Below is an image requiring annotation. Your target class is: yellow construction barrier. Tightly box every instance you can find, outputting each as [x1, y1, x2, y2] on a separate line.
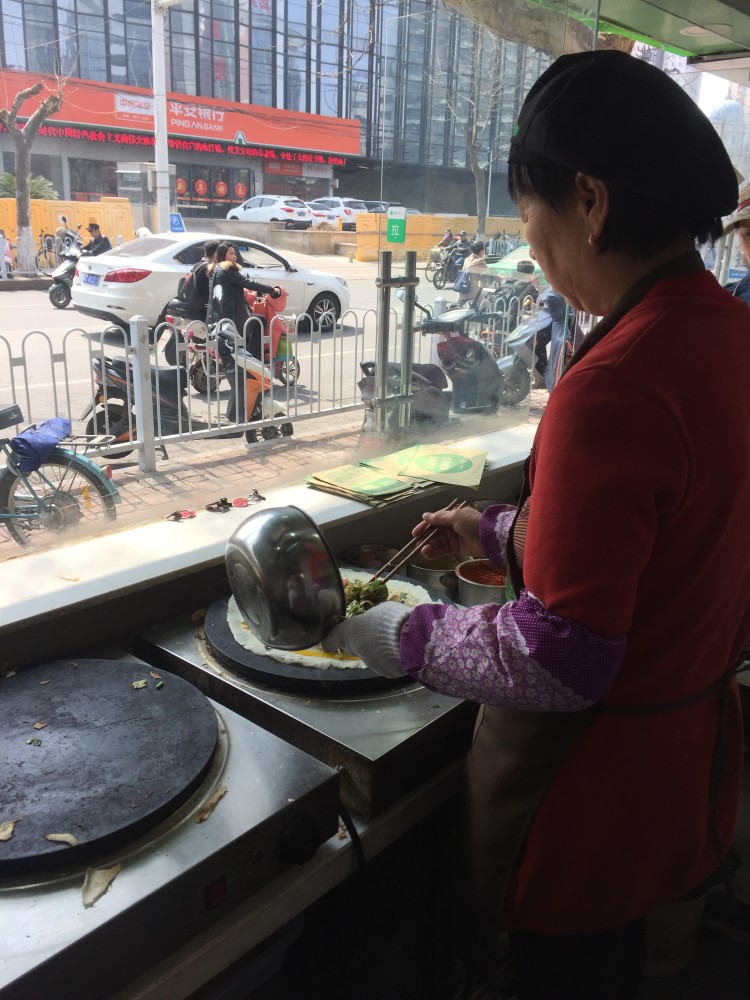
[0, 197, 134, 251]
[354, 214, 524, 262]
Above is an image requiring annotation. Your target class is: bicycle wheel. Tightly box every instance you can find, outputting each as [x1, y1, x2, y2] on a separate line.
[0, 454, 117, 545]
[425, 261, 437, 281]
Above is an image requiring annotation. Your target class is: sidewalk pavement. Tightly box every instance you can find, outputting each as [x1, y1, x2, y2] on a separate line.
[0, 387, 547, 554]
[102, 391, 547, 533]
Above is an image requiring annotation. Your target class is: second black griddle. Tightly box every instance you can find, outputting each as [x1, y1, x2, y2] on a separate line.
[1, 659, 218, 877]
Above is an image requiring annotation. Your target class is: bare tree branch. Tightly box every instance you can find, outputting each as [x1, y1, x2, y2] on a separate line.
[0, 78, 66, 271]
[439, 0, 634, 58]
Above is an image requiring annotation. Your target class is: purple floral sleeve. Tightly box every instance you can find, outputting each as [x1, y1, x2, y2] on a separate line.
[478, 504, 517, 569]
[399, 589, 627, 710]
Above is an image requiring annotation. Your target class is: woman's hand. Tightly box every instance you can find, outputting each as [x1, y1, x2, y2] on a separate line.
[413, 505, 484, 560]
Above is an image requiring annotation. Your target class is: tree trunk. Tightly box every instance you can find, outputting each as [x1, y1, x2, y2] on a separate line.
[469, 144, 486, 240]
[14, 138, 35, 273]
[0, 79, 65, 272]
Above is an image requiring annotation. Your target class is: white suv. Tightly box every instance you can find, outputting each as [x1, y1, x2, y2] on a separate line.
[226, 196, 313, 229]
[307, 197, 369, 231]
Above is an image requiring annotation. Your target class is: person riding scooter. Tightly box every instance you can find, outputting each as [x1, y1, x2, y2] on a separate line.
[454, 230, 472, 266]
[208, 242, 282, 360]
[82, 223, 112, 256]
[159, 240, 219, 364]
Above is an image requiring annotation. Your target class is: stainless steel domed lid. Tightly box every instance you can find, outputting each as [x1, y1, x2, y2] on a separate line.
[225, 505, 345, 650]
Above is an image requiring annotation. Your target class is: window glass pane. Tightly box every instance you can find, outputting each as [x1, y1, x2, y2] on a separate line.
[69, 159, 117, 199]
[25, 21, 58, 74]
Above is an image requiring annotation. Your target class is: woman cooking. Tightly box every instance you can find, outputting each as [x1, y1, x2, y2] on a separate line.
[323, 51, 750, 998]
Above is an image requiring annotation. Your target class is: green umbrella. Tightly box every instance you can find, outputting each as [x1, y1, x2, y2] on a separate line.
[487, 245, 547, 285]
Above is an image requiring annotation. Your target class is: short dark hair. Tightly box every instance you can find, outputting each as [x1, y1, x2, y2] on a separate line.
[87, 223, 100, 230]
[471, 240, 484, 254]
[507, 164, 723, 259]
[204, 239, 219, 257]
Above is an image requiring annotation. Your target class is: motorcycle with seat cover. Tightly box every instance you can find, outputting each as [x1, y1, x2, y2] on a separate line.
[417, 296, 532, 408]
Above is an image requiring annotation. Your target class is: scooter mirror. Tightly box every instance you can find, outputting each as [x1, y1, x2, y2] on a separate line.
[395, 288, 405, 302]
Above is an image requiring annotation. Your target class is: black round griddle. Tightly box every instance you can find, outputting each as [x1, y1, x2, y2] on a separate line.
[204, 571, 445, 695]
[1, 659, 218, 877]
[205, 596, 408, 694]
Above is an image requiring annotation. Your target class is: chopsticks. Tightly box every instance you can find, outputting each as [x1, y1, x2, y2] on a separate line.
[369, 498, 468, 586]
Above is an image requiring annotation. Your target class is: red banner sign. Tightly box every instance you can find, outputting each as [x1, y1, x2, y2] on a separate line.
[0, 69, 360, 157]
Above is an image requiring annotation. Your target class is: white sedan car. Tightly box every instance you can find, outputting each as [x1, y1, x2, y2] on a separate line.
[307, 197, 369, 231]
[71, 231, 350, 333]
[226, 195, 312, 229]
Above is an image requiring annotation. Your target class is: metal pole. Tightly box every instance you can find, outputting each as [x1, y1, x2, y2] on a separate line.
[151, 1, 172, 233]
[374, 250, 392, 433]
[398, 251, 417, 429]
[130, 316, 158, 473]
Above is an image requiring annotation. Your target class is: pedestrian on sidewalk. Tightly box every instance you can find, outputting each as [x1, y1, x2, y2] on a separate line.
[0, 229, 13, 276]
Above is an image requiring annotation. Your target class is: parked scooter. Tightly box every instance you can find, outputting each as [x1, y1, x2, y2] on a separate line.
[48, 241, 83, 308]
[243, 288, 301, 387]
[502, 288, 571, 391]
[357, 359, 452, 433]
[161, 287, 300, 389]
[81, 327, 292, 458]
[360, 291, 529, 434]
[54, 217, 82, 256]
[420, 306, 531, 409]
[414, 290, 531, 407]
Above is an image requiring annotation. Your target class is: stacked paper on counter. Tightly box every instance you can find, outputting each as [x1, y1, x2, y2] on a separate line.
[305, 462, 431, 507]
[305, 445, 487, 507]
[361, 444, 487, 488]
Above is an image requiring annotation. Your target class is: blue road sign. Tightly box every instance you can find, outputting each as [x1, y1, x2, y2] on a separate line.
[169, 213, 186, 233]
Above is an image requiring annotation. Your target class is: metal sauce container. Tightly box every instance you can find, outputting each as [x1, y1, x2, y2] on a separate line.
[455, 559, 506, 607]
[342, 544, 399, 571]
[406, 553, 461, 598]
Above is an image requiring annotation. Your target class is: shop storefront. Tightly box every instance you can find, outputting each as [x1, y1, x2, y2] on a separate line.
[0, 68, 359, 220]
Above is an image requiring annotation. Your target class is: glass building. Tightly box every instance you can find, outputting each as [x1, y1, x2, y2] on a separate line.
[0, 0, 550, 215]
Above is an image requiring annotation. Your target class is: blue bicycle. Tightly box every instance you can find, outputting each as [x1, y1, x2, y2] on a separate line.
[0, 403, 120, 545]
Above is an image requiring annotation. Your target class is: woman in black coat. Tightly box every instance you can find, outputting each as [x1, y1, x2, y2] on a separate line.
[208, 242, 281, 358]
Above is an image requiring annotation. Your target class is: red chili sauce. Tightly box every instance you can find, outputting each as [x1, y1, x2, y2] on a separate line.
[460, 561, 505, 587]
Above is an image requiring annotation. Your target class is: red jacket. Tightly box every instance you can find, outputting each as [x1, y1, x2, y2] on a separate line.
[401, 269, 750, 933]
[516, 270, 750, 930]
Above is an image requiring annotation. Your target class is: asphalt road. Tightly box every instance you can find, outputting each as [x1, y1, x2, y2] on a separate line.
[0, 255, 449, 457]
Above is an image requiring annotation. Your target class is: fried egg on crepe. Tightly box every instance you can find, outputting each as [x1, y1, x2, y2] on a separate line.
[226, 569, 434, 670]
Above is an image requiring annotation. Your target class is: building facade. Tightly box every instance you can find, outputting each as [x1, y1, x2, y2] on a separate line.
[0, 0, 551, 218]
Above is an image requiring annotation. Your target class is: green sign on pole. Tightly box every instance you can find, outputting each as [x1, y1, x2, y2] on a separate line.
[386, 206, 406, 244]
